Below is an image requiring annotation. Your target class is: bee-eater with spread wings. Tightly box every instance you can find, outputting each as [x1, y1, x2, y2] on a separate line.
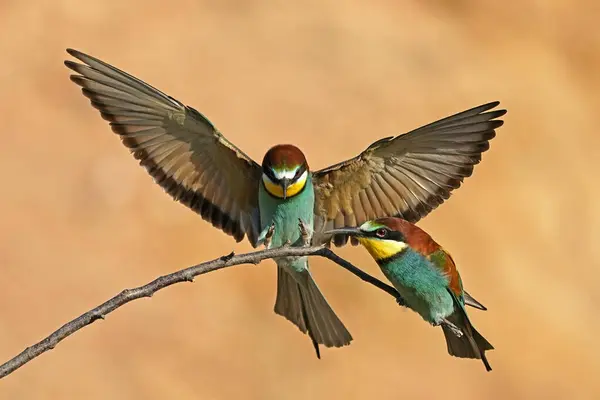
[65, 49, 505, 358]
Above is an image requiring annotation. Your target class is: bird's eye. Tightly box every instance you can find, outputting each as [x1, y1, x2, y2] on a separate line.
[375, 228, 387, 238]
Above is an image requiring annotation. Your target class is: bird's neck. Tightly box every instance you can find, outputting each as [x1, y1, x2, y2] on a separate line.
[358, 238, 408, 263]
[261, 172, 313, 200]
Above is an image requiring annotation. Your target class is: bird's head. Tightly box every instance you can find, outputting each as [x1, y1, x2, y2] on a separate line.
[261, 144, 309, 199]
[326, 218, 415, 262]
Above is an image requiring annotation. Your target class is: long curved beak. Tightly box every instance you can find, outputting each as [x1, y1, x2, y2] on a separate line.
[280, 178, 290, 199]
[325, 227, 363, 237]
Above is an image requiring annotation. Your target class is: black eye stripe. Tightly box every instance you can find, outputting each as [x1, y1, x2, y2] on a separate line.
[263, 168, 279, 183]
[366, 228, 404, 242]
[264, 165, 306, 184]
[388, 231, 405, 242]
[293, 164, 307, 179]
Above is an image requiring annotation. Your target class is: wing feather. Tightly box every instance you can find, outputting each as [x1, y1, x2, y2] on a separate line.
[66, 49, 262, 245]
[314, 102, 506, 245]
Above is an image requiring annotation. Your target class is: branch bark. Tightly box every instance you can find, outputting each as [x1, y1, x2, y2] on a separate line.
[0, 244, 402, 379]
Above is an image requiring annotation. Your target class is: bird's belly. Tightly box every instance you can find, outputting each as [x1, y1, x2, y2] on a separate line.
[395, 285, 454, 324]
[258, 184, 314, 273]
[384, 269, 455, 325]
[266, 208, 312, 273]
[265, 212, 308, 246]
[267, 209, 311, 273]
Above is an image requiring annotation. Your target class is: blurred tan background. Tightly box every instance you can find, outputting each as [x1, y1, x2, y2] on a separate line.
[1, 0, 598, 398]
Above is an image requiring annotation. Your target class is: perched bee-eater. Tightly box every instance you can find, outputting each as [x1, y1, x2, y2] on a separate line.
[64, 49, 505, 358]
[327, 217, 493, 371]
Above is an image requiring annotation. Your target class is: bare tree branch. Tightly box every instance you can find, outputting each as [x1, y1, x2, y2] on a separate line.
[0, 244, 403, 379]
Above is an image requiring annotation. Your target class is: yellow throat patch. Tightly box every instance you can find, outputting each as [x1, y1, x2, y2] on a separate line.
[358, 237, 407, 261]
[262, 171, 308, 198]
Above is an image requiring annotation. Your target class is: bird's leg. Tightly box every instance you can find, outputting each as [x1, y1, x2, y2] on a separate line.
[440, 318, 463, 338]
[256, 223, 274, 247]
[298, 218, 313, 246]
[263, 223, 276, 249]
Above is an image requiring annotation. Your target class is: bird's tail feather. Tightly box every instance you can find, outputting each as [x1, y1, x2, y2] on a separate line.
[274, 266, 352, 357]
[442, 290, 494, 371]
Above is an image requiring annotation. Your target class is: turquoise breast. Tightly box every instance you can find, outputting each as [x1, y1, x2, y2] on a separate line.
[258, 174, 315, 248]
[381, 249, 455, 324]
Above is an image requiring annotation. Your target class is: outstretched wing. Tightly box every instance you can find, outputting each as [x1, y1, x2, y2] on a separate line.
[65, 49, 262, 245]
[313, 102, 505, 246]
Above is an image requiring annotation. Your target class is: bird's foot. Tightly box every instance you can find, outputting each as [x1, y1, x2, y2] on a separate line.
[264, 223, 276, 249]
[298, 218, 313, 246]
[440, 318, 463, 338]
[395, 296, 406, 307]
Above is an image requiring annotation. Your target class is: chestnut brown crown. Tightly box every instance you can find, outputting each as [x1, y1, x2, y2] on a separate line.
[261, 144, 309, 183]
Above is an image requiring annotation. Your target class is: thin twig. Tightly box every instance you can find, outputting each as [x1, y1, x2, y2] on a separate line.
[319, 248, 402, 301]
[0, 245, 403, 379]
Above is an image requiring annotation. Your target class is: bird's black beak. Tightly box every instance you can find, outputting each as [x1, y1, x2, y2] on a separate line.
[281, 178, 290, 199]
[325, 227, 363, 237]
